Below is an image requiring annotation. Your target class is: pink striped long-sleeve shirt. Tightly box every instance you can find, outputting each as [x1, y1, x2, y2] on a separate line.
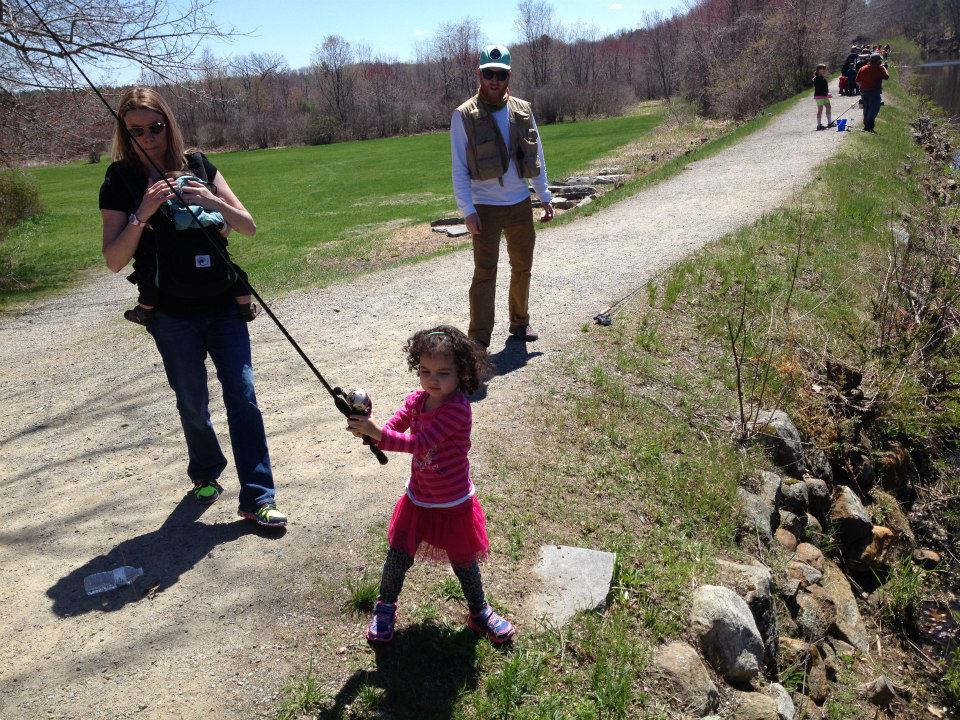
[377, 390, 474, 507]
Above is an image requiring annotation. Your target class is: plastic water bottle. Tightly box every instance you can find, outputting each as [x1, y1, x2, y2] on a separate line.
[83, 566, 143, 595]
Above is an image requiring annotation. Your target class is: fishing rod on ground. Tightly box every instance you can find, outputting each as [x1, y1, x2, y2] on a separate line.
[20, 0, 387, 465]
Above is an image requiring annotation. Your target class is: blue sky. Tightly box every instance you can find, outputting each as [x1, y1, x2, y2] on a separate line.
[199, 0, 679, 70]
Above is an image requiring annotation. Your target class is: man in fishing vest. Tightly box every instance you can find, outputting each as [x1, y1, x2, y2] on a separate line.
[451, 44, 554, 348]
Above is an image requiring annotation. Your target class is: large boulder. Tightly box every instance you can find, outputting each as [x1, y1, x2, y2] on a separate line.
[691, 585, 765, 684]
[716, 559, 780, 676]
[752, 410, 807, 477]
[653, 641, 720, 716]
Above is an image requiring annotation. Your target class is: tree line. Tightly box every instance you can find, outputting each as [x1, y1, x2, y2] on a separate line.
[1, 0, 957, 165]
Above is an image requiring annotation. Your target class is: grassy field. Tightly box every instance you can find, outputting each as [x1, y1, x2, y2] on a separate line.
[0, 107, 664, 309]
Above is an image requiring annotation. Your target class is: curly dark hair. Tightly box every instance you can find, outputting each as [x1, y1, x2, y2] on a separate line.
[404, 325, 490, 394]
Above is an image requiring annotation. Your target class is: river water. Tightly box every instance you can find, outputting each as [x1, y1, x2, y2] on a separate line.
[915, 57, 960, 118]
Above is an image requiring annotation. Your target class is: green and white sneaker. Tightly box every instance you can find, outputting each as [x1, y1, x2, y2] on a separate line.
[192, 480, 223, 506]
[238, 503, 287, 527]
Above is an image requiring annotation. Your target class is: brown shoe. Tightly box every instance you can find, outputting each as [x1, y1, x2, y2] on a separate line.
[509, 324, 539, 342]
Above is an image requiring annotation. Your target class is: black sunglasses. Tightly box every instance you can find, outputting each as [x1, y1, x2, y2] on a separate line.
[481, 69, 509, 81]
[126, 121, 166, 138]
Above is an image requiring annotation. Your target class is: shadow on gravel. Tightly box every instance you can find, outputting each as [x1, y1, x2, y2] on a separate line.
[471, 336, 543, 402]
[321, 623, 482, 720]
[46, 494, 285, 617]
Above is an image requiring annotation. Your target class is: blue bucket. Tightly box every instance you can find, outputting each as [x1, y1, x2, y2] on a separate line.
[837, 118, 847, 132]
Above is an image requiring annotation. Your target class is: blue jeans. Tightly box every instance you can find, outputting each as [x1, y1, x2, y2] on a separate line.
[147, 306, 275, 512]
[861, 90, 882, 130]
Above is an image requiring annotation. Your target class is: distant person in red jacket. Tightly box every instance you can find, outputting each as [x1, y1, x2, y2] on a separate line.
[856, 53, 890, 133]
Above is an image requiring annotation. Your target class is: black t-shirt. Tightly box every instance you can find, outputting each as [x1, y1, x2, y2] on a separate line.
[98, 153, 235, 316]
[813, 75, 829, 97]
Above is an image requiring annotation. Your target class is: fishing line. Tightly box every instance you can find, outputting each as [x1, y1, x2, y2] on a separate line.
[20, 0, 387, 464]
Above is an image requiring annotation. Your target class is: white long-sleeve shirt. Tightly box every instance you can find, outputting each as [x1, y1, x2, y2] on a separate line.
[450, 106, 553, 218]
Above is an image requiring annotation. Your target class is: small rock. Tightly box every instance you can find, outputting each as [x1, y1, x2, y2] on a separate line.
[653, 641, 719, 716]
[821, 560, 870, 652]
[787, 561, 823, 588]
[738, 487, 776, 542]
[751, 410, 807, 477]
[795, 585, 837, 640]
[779, 509, 807, 538]
[913, 548, 942, 568]
[855, 525, 897, 571]
[576, 196, 593, 208]
[861, 675, 898, 709]
[766, 682, 795, 720]
[805, 513, 823, 539]
[775, 528, 798, 551]
[828, 486, 873, 549]
[803, 476, 831, 516]
[781, 478, 810, 515]
[795, 543, 825, 571]
[806, 448, 834, 483]
[730, 690, 780, 720]
[794, 694, 824, 719]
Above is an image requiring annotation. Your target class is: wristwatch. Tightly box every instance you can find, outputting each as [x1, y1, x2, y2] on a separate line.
[128, 213, 145, 227]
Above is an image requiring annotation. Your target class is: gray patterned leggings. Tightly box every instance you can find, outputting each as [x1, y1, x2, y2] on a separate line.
[378, 547, 486, 614]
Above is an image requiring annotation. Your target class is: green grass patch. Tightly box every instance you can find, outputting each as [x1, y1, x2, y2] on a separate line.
[1, 108, 663, 309]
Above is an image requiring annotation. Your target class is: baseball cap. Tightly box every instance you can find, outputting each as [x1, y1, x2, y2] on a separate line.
[479, 45, 511, 70]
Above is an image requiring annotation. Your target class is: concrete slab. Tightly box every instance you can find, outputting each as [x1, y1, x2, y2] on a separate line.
[445, 225, 469, 237]
[531, 544, 617, 626]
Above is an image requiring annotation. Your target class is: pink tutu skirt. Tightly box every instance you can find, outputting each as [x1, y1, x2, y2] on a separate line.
[387, 494, 490, 567]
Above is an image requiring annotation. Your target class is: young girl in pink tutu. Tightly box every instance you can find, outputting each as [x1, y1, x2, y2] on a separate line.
[346, 325, 516, 644]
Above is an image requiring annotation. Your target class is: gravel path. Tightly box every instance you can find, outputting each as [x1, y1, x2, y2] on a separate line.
[0, 86, 847, 719]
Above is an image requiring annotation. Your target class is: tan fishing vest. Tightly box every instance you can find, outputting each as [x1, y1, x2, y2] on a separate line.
[456, 94, 542, 181]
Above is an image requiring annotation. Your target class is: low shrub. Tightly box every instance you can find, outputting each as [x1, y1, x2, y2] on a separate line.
[0, 169, 42, 237]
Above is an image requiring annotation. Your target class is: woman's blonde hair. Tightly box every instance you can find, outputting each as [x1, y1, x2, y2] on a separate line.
[110, 87, 187, 172]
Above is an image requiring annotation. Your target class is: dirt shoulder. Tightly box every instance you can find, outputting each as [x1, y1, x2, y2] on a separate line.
[0, 86, 846, 720]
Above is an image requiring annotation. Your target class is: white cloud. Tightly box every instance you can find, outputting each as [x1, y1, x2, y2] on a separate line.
[609, 2, 623, 8]
[414, 29, 428, 37]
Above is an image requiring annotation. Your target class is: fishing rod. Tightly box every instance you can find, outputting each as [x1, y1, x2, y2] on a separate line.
[20, 0, 387, 465]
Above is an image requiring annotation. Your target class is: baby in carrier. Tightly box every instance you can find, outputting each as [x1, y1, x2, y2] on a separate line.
[125, 171, 260, 325]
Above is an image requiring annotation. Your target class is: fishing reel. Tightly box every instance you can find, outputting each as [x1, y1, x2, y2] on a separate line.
[333, 387, 388, 465]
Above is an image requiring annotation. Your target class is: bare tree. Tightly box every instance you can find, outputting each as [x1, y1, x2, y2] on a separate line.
[1, 0, 233, 92]
[312, 35, 355, 124]
[515, 0, 559, 87]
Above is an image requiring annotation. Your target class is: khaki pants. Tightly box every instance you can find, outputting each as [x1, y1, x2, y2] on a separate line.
[468, 198, 536, 346]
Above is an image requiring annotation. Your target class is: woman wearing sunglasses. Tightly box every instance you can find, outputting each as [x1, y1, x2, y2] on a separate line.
[98, 87, 287, 528]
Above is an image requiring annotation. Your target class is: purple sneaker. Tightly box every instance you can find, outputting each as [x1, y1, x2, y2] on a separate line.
[365, 601, 396, 643]
[467, 605, 516, 644]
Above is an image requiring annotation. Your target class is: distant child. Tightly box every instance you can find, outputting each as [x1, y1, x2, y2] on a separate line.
[813, 64, 834, 131]
[124, 172, 259, 325]
[346, 325, 516, 645]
